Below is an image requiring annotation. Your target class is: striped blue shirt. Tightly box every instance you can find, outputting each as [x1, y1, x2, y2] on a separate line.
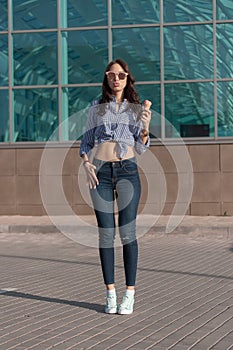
[80, 97, 150, 158]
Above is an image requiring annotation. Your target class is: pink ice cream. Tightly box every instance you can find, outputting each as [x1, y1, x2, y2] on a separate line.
[144, 100, 152, 110]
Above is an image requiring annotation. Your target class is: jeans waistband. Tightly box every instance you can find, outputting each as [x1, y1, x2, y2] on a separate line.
[93, 157, 136, 168]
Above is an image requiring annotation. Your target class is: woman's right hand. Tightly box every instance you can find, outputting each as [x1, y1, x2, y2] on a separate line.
[83, 161, 99, 189]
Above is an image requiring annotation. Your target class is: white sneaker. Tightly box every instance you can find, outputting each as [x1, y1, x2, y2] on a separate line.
[105, 293, 117, 314]
[118, 293, 135, 315]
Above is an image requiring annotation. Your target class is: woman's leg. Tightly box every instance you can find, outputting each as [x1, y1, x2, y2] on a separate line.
[116, 169, 141, 315]
[123, 240, 138, 287]
[90, 163, 118, 313]
[90, 161, 116, 288]
[115, 161, 141, 289]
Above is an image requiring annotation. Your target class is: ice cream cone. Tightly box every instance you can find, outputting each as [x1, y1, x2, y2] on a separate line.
[144, 100, 152, 111]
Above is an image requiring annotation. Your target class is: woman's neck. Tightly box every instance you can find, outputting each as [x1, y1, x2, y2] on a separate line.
[113, 93, 123, 103]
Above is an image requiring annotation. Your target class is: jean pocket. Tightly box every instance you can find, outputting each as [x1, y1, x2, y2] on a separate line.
[122, 161, 138, 174]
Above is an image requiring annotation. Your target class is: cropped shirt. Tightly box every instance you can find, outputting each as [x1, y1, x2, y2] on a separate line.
[79, 97, 150, 159]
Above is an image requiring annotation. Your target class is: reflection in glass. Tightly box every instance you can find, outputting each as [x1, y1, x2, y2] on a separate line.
[0, 35, 8, 86]
[0, 90, 9, 142]
[62, 87, 101, 141]
[218, 82, 233, 137]
[165, 82, 214, 138]
[13, 32, 57, 86]
[164, 25, 213, 80]
[66, 30, 108, 84]
[217, 24, 233, 78]
[217, 0, 233, 20]
[0, 0, 8, 30]
[112, 0, 159, 25]
[13, 0, 57, 30]
[113, 27, 160, 81]
[67, 0, 107, 27]
[13, 89, 58, 141]
[164, 0, 212, 22]
[136, 84, 161, 138]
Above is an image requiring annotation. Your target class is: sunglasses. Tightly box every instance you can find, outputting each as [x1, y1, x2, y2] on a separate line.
[106, 71, 128, 80]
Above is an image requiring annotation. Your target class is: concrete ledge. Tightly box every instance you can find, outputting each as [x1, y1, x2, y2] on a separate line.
[0, 215, 232, 238]
[148, 225, 232, 239]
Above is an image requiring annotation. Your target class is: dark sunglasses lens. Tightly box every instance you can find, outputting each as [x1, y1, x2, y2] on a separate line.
[108, 72, 115, 79]
[119, 72, 127, 80]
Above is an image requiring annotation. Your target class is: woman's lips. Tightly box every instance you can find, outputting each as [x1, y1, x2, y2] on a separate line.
[113, 83, 119, 87]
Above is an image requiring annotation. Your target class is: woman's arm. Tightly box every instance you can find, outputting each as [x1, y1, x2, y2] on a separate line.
[80, 105, 98, 155]
[133, 100, 151, 152]
[81, 155, 99, 189]
[80, 106, 99, 189]
[140, 100, 151, 144]
[140, 129, 150, 145]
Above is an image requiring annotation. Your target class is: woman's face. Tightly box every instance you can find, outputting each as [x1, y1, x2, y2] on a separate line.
[106, 63, 128, 96]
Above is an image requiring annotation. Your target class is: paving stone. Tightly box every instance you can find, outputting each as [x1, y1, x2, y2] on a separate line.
[0, 230, 233, 350]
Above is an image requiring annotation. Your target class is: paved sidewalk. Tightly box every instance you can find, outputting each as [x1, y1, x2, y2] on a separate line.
[0, 217, 233, 349]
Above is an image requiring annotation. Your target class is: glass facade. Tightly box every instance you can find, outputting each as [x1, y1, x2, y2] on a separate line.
[13, 88, 58, 141]
[0, 0, 233, 144]
[13, 32, 58, 86]
[164, 25, 214, 80]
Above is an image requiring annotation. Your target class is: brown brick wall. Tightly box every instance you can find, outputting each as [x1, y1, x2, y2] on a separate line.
[0, 144, 232, 216]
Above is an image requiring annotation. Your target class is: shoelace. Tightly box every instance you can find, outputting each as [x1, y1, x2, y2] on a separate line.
[106, 295, 116, 308]
[120, 295, 133, 309]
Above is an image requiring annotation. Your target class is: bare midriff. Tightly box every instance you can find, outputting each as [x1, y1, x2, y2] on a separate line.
[95, 141, 135, 162]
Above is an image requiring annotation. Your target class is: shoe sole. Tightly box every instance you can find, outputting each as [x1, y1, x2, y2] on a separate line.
[118, 309, 133, 315]
[105, 308, 117, 314]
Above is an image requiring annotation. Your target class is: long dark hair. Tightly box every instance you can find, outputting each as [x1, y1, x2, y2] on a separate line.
[99, 58, 141, 104]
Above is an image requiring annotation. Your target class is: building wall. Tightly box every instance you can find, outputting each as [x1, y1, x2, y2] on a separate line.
[1, 144, 232, 216]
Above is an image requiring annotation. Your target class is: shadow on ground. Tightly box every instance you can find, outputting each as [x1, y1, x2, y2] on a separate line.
[0, 290, 104, 313]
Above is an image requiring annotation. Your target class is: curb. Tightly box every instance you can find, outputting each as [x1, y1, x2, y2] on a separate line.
[0, 224, 59, 234]
[1, 223, 233, 238]
[148, 225, 233, 238]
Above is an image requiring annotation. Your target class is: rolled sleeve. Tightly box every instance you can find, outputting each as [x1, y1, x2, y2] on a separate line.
[134, 134, 150, 154]
[79, 106, 97, 157]
[133, 122, 150, 155]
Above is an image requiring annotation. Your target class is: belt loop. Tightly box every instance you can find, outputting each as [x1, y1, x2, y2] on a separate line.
[120, 159, 123, 168]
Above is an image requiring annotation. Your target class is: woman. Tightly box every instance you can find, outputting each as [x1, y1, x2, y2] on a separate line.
[80, 58, 151, 314]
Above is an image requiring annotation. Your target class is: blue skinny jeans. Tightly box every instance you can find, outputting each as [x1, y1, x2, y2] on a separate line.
[90, 157, 141, 286]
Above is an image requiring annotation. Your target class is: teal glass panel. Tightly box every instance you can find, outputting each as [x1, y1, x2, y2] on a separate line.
[165, 82, 214, 138]
[0, 34, 8, 86]
[67, 0, 107, 27]
[216, 24, 233, 79]
[13, 0, 57, 30]
[62, 86, 101, 141]
[217, 0, 233, 20]
[112, 0, 159, 25]
[112, 27, 160, 82]
[218, 82, 233, 137]
[0, 0, 8, 30]
[164, 0, 212, 22]
[136, 84, 161, 138]
[13, 32, 57, 86]
[67, 30, 108, 84]
[0, 90, 9, 142]
[164, 25, 213, 80]
[13, 88, 58, 142]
